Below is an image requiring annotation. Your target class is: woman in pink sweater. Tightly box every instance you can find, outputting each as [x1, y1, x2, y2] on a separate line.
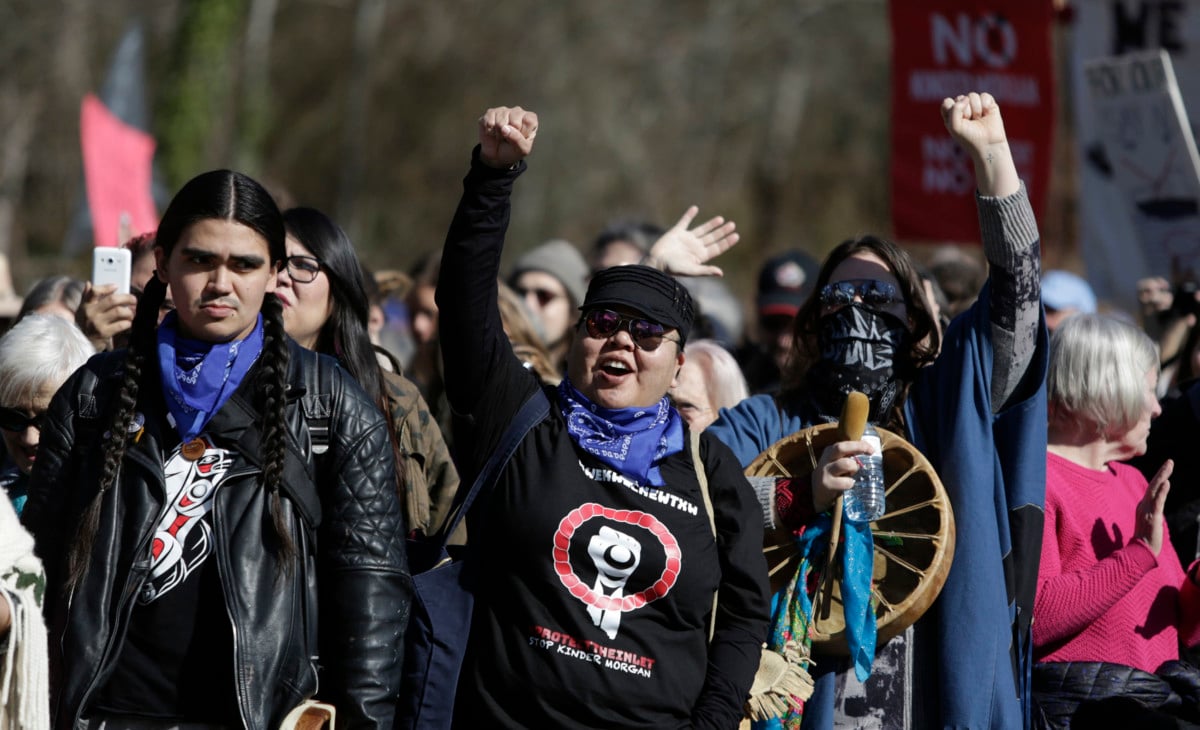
[1035, 313, 1200, 725]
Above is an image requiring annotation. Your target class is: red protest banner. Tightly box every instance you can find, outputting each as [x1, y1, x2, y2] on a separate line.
[81, 93, 157, 248]
[890, 1, 1055, 243]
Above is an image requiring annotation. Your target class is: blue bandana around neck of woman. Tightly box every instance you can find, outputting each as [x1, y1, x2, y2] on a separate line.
[557, 378, 684, 487]
[157, 311, 265, 441]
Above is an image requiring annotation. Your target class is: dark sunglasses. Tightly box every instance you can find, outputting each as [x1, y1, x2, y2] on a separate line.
[0, 407, 46, 433]
[819, 279, 903, 310]
[583, 309, 679, 351]
[516, 286, 562, 308]
[284, 255, 323, 284]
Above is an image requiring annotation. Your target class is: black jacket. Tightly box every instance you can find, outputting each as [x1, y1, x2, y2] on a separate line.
[1033, 660, 1200, 729]
[22, 340, 411, 730]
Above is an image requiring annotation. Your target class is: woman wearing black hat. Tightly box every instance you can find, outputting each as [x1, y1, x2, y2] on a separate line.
[436, 106, 769, 729]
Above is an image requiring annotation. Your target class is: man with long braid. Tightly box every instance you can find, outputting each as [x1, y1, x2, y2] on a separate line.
[21, 170, 411, 730]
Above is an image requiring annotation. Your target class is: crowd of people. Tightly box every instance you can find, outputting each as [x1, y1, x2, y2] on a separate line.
[0, 91, 1198, 730]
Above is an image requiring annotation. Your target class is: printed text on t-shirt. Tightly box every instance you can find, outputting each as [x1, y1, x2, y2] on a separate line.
[528, 625, 656, 678]
[579, 461, 699, 516]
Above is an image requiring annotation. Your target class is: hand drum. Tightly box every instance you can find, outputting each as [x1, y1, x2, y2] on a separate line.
[746, 423, 955, 654]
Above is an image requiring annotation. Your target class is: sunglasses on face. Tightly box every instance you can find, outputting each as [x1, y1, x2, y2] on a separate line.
[583, 309, 679, 351]
[819, 279, 903, 310]
[284, 255, 323, 284]
[0, 407, 46, 433]
[516, 286, 562, 308]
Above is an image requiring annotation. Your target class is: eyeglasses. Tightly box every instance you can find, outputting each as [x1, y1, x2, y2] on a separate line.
[284, 255, 323, 284]
[583, 309, 679, 351]
[819, 279, 903, 311]
[516, 286, 562, 308]
[0, 407, 46, 433]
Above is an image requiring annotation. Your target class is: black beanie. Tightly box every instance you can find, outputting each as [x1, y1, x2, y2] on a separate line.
[581, 265, 695, 343]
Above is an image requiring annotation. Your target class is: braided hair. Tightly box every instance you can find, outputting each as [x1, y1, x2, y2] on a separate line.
[282, 207, 405, 492]
[64, 170, 292, 593]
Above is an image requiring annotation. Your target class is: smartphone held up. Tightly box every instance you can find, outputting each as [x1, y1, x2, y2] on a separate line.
[92, 247, 132, 295]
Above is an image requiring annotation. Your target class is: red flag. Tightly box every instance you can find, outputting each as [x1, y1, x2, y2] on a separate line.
[890, 1, 1055, 243]
[80, 93, 157, 248]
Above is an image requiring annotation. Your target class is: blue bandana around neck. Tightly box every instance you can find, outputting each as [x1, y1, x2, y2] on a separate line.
[157, 311, 265, 441]
[557, 378, 684, 487]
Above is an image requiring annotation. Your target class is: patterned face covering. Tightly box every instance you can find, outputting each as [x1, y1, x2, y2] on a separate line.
[806, 303, 909, 422]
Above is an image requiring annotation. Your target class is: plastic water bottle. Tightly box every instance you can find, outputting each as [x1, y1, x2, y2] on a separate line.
[844, 423, 885, 522]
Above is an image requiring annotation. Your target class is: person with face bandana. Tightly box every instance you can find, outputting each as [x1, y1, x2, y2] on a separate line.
[436, 106, 769, 729]
[705, 92, 1048, 729]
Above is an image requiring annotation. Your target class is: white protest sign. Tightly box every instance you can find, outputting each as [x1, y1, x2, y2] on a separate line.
[1083, 50, 1200, 281]
[1071, 0, 1200, 311]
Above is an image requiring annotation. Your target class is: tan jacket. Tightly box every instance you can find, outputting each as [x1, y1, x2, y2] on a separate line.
[383, 371, 464, 544]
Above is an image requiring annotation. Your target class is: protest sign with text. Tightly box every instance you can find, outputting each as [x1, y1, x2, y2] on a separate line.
[1084, 50, 1200, 279]
[890, 0, 1055, 243]
[1072, 0, 1200, 310]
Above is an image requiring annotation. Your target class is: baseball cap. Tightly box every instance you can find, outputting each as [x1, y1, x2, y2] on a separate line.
[1042, 270, 1097, 313]
[757, 250, 820, 317]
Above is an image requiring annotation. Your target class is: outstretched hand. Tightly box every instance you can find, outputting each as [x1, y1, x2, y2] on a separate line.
[643, 206, 739, 277]
[478, 106, 538, 169]
[940, 92, 1020, 198]
[1135, 459, 1173, 556]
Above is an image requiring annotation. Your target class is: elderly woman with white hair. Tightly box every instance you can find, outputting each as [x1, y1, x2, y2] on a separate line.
[0, 314, 94, 514]
[0, 315, 87, 730]
[670, 339, 749, 431]
[1034, 313, 1200, 727]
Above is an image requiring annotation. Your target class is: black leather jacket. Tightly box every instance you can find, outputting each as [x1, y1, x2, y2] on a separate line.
[1033, 660, 1200, 728]
[22, 340, 411, 730]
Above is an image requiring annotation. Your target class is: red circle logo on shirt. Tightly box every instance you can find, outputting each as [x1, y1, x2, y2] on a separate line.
[552, 502, 682, 612]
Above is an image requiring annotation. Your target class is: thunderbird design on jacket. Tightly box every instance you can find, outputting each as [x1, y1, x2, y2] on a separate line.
[139, 439, 233, 604]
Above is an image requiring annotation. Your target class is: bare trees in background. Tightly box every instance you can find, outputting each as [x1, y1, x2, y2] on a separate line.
[4, 0, 892, 297]
[0, 83, 41, 304]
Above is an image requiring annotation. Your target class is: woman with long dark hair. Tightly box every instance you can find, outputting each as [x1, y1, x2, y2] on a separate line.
[22, 170, 409, 729]
[276, 206, 460, 539]
[707, 93, 1048, 728]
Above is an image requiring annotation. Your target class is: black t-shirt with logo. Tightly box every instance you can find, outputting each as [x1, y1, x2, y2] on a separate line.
[90, 440, 241, 723]
[453, 398, 769, 729]
[440, 156, 770, 729]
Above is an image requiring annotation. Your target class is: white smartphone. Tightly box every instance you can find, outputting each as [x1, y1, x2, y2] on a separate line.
[92, 247, 132, 295]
